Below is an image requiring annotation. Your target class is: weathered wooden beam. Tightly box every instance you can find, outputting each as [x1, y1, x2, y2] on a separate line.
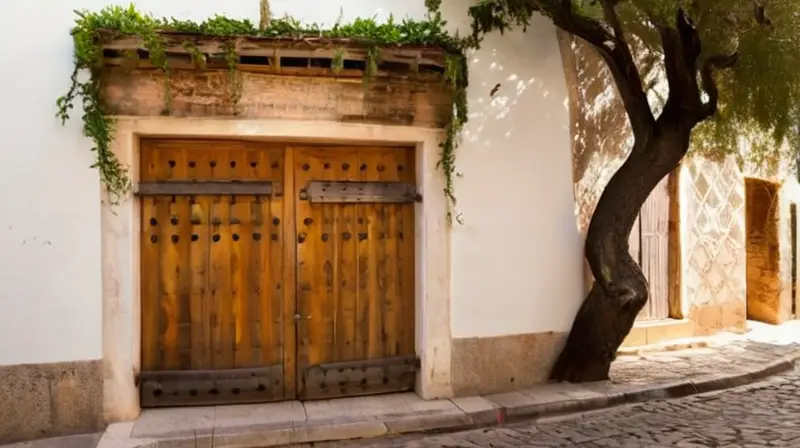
[97, 31, 447, 68]
[137, 180, 276, 196]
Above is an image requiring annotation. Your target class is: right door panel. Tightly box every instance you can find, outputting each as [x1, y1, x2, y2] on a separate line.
[293, 146, 417, 400]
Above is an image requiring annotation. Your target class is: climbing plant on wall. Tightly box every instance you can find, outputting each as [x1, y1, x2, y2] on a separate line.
[56, 3, 471, 218]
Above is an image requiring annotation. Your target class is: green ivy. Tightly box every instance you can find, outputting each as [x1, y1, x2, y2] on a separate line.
[57, 3, 471, 219]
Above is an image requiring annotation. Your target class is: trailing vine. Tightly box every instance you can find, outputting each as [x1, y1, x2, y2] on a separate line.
[57, 3, 471, 220]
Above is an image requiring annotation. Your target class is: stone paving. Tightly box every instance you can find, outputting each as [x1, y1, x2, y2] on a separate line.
[94, 321, 800, 448]
[326, 366, 800, 447]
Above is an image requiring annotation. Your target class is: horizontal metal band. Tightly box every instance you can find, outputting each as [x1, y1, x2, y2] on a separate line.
[303, 181, 419, 204]
[139, 365, 283, 407]
[301, 355, 418, 400]
[310, 355, 420, 372]
[138, 180, 276, 196]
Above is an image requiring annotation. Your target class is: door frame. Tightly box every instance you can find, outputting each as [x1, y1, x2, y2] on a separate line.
[99, 117, 452, 422]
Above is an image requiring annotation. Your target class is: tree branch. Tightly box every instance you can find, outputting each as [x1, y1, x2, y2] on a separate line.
[595, 0, 655, 142]
[657, 9, 705, 126]
[544, 0, 654, 141]
[699, 52, 739, 120]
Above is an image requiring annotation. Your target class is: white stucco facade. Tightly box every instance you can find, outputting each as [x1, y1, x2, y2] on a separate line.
[441, 7, 583, 339]
[0, 0, 582, 377]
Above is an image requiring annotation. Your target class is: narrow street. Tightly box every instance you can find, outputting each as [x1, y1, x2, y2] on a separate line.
[322, 369, 800, 447]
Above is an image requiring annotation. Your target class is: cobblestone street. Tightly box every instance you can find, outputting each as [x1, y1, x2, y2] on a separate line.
[324, 368, 800, 447]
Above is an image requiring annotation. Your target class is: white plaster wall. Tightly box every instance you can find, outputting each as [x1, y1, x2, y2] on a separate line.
[0, 0, 429, 366]
[0, 0, 581, 364]
[439, 5, 584, 339]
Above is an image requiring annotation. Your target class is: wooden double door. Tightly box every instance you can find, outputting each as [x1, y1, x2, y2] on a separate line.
[139, 139, 417, 407]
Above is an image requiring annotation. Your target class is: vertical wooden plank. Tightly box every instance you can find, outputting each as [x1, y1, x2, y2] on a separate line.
[667, 170, 683, 319]
[294, 148, 320, 394]
[176, 195, 193, 369]
[267, 149, 285, 372]
[211, 195, 234, 369]
[253, 150, 273, 369]
[319, 157, 336, 364]
[248, 194, 265, 367]
[155, 197, 177, 368]
[154, 146, 180, 369]
[357, 149, 384, 360]
[639, 174, 670, 321]
[324, 151, 359, 363]
[282, 146, 297, 399]
[397, 149, 416, 356]
[189, 147, 213, 369]
[298, 150, 324, 369]
[206, 149, 230, 368]
[166, 147, 192, 369]
[336, 159, 359, 363]
[230, 149, 252, 368]
[140, 141, 161, 371]
[244, 149, 265, 368]
[375, 149, 400, 357]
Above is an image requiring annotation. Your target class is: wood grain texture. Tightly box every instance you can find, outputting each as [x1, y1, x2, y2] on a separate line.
[140, 140, 416, 404]
[635, 174, 671, 321]
[293, 146, 416, 399]
[139, 139, 288, 404]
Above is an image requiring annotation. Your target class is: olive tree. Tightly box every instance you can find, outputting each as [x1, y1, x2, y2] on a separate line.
[433, 0, 800, 382]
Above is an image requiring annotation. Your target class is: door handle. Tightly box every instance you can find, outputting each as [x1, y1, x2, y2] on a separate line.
[294, 314, 312, 321]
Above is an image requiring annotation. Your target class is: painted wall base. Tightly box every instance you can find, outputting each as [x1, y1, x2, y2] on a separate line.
[450, 332, 568, 396]
[0, 360, 104, 445]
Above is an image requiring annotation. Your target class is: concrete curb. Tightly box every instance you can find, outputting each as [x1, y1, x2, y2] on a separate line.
[98, 353, 799, 448]
[0, 433, 103, 448]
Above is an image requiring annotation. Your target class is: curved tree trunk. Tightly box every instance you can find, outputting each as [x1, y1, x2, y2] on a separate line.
[550, 123, 692, 383]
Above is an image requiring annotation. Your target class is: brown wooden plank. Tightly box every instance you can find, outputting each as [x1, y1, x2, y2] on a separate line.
[334, 163, 359, 364]
[267, 149, 285, 373]
[320, 167, 337, 363]
[157, 146, 181, 370]
[138, 180, 275, 196]
[175, 196, 193, 369]
[258, 150, 275, 370]
[358, 150, 384, 361]
[186, 143, 213, 369]
[211, 194, 234, 369]
[397, 149, 416, 356]
[248, 194, 265, 367]
[189, 198, 211, 369]
[667, 170, 683, 319]
[638, 174, 670, 321]
[304, 181, 417, 204]
[231, 182, 252, 367]
[281, 147, 297, 400]
[294, 148, 320, 395]
[377, 150, 402, 357]
[140, 142, 162, 372]
[166, 147, 192, 369]
[141, 195, 160, 371]
[99, 33, 447, 67]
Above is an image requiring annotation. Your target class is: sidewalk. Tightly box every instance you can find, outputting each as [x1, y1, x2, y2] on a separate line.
[98, 321, 800, 448]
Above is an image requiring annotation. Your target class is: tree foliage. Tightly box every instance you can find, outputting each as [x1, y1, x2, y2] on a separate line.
[456, 0, 800, 168]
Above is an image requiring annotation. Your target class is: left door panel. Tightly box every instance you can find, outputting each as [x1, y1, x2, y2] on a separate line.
[139, 139, 290, 407]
